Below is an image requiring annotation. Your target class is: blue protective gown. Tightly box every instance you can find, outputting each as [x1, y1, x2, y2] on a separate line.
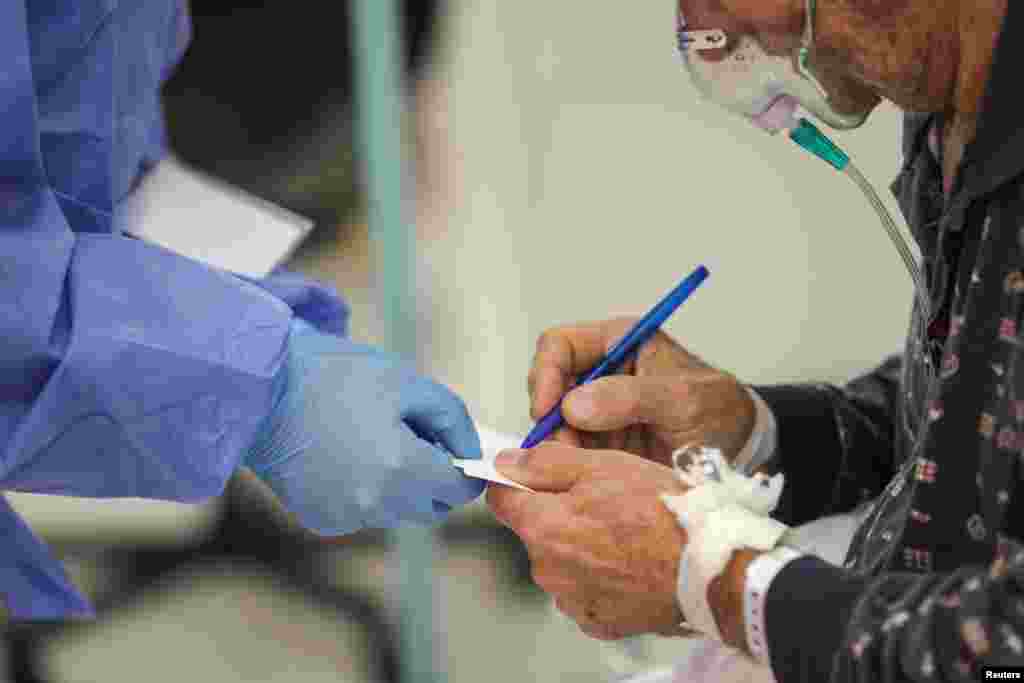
[0, 1, 348, 618]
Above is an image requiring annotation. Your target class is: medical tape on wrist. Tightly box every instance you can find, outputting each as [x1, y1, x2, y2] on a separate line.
[659, 446, 789, 642]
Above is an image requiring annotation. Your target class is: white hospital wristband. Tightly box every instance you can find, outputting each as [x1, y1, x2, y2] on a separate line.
[733, 388, 778, 476]
[743, 545, 804, 665]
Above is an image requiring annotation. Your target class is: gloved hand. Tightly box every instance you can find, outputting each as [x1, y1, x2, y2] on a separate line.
[243, 319, 485, 536]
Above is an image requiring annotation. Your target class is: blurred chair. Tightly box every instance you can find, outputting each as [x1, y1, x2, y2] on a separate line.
[3, 475, 400, 683]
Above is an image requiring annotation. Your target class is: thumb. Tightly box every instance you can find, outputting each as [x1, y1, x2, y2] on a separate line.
[494, 443, 590, 492]
[562, 375, 683, 432]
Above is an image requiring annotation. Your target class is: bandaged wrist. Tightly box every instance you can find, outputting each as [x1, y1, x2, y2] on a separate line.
[659, 447, 789, 643]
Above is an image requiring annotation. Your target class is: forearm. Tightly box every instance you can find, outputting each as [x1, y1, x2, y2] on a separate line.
[710, 541, 1024, 683]
[755, 356, 904, 525]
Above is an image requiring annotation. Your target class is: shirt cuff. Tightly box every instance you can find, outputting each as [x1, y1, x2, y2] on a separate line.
[733, 387, 778, 475]
[744, 545, 804, 665]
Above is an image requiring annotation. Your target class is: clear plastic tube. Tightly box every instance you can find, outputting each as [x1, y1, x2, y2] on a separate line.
[844, 161, 932, 322]
[789, 118, 931, 322]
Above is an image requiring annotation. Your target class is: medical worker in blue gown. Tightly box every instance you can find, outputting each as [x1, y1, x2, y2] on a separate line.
[0, 1, 485, 619]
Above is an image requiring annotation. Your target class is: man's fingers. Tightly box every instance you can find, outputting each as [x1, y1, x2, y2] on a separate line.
[528, 320, 639, 418]
[529, 363, 570, 421]
[486, 484, 565, 539]
[493, 443, 592, 492]
[562, 375, 686, 432]
[552, 427, 582, 446]
[486, 484, 533, 530]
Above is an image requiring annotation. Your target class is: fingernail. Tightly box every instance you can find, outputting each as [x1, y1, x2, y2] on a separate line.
[495, 449, 524, 467]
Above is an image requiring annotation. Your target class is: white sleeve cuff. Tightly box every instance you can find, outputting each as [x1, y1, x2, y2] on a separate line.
[743, 545, 803, 665]
[733, 388, 778, 476]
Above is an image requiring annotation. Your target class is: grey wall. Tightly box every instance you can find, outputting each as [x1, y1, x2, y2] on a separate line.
[424, 0, 913, 437]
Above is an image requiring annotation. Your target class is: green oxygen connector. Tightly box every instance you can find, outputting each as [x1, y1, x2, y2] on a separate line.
[789, 118, 850, 171]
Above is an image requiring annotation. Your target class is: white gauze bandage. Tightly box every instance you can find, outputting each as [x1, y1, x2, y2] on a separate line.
[659, 446, 789, 642]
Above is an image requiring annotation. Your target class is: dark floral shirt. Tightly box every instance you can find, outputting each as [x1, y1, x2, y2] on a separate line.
[755, 3, 1024, 681]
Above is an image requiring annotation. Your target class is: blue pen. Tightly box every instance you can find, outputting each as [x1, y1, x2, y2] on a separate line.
[520, 264, 710, 449]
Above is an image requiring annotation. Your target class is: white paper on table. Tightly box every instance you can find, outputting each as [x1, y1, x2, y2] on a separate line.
[118, 156, 312, 278]
[451, 425, 534, 492]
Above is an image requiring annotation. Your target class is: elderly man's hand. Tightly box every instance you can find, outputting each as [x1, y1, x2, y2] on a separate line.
[529, 319, 754, 466]
[487, 443, 689, 640]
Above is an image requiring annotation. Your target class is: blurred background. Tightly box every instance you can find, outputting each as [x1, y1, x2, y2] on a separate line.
[2, 1, 910, 681]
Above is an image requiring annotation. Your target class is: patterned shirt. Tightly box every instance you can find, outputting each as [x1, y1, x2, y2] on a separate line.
[755, 3, 1024, 681]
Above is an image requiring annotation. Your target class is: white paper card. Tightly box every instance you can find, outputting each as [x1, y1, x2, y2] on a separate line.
[477, 425, 522, 457]
[452, 459, 535, 492]
[451, 425, 534, 492]
[118, 156, 313, 278]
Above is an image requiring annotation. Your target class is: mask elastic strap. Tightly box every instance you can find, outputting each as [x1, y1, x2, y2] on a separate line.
[796, 0, 830, 100]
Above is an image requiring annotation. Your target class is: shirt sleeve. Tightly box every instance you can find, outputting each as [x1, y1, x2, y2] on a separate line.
[764, 539, 1024, 683]
[0, 495, 93, 619]
[0, 0, 296, 504]
[1, 226, 296, 503]
[754, 356, 905, 526]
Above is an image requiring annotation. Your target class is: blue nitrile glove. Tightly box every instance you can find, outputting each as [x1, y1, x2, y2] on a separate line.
[243, 319, 486, 536]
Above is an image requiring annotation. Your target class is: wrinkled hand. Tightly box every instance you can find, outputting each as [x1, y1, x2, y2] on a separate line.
[487, 443, 689, 640]
[528, 318, 754, 466]
[243, 319, 485, 537]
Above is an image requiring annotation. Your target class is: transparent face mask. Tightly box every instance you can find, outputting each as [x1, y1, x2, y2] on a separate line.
[676, 0, 872, 133]
[676, 1, 932, 334]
